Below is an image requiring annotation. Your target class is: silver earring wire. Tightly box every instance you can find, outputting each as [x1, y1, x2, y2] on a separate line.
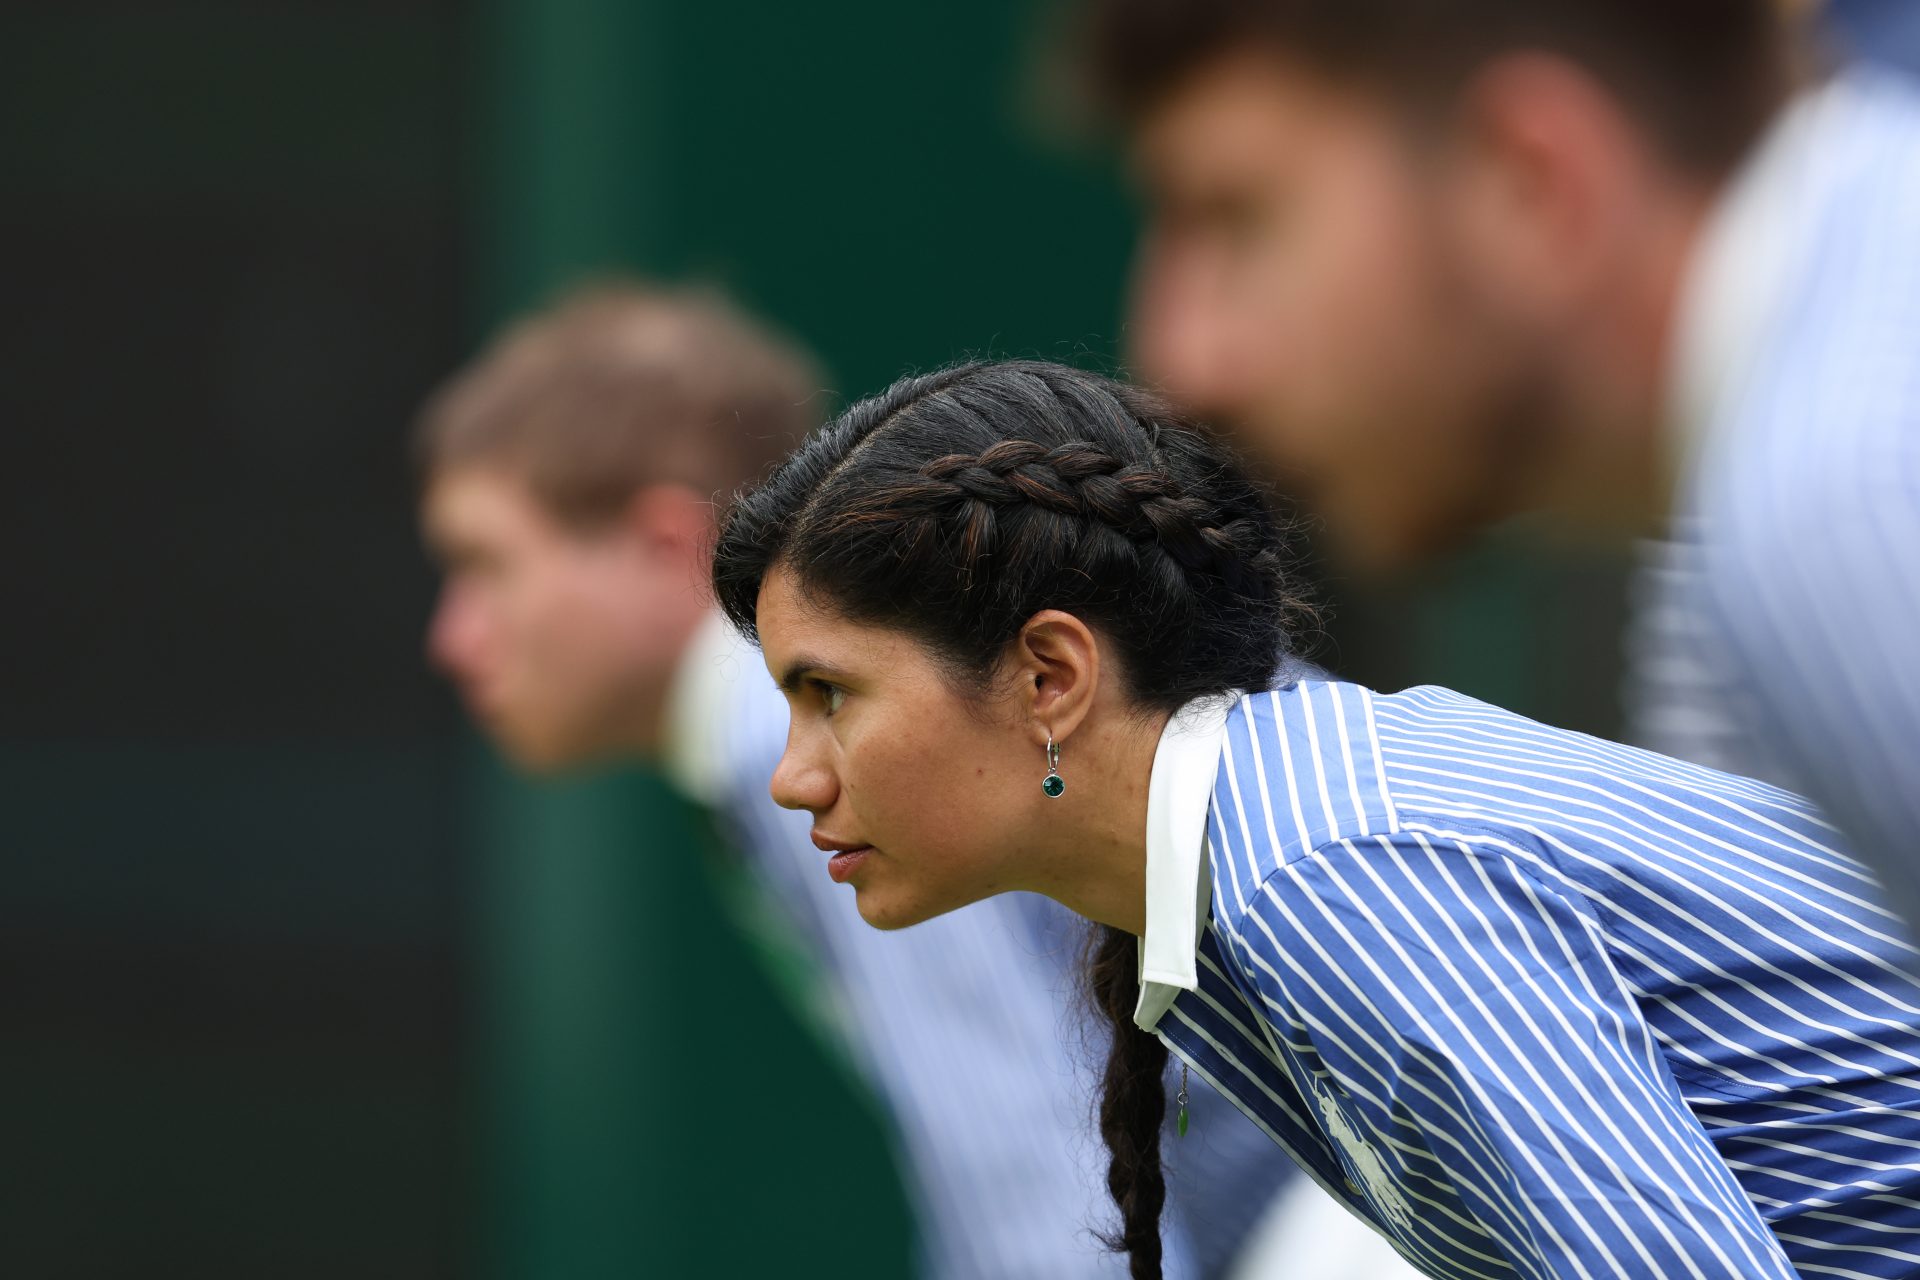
[1042, 733, 1065, 798]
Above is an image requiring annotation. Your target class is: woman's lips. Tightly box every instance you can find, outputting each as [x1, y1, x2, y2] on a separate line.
[811, 832, 872, 884]
[826, 848, 872, 883]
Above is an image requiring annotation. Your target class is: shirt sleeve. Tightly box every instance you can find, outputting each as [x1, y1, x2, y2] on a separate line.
[1233, 831, 1798, 1280]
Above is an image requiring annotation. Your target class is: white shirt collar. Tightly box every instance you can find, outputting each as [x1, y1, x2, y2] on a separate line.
[1667, 77, 1841, 464]
[1133, 693, 1236, 1033]
[662, 610, 750, 807]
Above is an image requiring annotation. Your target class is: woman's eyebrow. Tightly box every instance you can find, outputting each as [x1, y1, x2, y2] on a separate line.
[776, 656, 853, 695]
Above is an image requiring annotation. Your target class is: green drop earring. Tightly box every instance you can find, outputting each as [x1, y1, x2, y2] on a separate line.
[1041, 734, 1065, 798]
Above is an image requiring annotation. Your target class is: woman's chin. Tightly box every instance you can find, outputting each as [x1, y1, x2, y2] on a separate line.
[852, 882, 950, 932]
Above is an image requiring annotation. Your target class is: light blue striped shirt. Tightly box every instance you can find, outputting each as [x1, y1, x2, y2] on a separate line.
[1625, 70, 1920, 932]
[1142, 678, 1920, 1280]
[667, 615, 1292, 1279]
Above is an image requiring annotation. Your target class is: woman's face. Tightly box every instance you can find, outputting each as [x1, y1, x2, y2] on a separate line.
[754, 565, 1047, 929]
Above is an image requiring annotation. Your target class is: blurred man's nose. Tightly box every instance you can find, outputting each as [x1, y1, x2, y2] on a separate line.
[426, 585, 481, 676]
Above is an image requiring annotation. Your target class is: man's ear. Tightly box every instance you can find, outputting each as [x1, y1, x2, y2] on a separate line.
[621, 484, 715, 574]
[1011, 610, 1102, 748]
[1450, 52, 1643, 316]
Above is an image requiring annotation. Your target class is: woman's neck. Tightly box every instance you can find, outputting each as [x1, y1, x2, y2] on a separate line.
[1022, 704, 1171, 937]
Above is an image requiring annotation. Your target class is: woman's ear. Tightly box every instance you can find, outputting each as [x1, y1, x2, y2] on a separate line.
[1012, 610, 1101, 747]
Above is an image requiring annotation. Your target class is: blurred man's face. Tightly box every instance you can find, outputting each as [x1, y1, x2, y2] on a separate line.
[1128, 52, 1545, 572]
[422, 468, 699, 770]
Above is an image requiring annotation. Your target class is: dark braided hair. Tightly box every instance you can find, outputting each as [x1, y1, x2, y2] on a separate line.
[712, 360, 1310, 1277]
[1089, 922, 1171, 1275]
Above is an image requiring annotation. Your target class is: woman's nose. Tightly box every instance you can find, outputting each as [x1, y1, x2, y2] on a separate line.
[769, 739, 835, 814]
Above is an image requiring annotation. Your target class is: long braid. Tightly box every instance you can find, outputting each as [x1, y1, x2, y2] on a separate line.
[1088, 923, 1171, 1279]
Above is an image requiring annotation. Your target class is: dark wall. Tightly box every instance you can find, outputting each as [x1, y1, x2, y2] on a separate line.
[1, 4, 471, 1276]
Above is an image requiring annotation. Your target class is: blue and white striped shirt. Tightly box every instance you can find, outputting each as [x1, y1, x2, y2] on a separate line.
[1624, 70, 1920, 932]
[1143, 678, 1920, 1280]
[667, 615, 1293, 1279]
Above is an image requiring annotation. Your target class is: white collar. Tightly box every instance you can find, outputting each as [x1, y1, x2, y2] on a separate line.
[1133, 694, 1236, 1033]
[661, 610, 750, 807]
[1667, 77, 1841, 464]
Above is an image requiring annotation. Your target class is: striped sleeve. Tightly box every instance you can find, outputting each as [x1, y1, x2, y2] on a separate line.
[1234, 832, 1799, 1280]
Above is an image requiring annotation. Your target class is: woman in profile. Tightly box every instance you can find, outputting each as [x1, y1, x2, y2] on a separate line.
[712, 360, 1920, 1280]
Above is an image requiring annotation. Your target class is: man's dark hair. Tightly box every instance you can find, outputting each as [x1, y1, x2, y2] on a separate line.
[1080, 0, 1793, 175]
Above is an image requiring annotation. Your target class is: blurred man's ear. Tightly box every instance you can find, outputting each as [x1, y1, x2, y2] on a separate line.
[622, 483, 717, 567]
[1447, 52, 1653, 319]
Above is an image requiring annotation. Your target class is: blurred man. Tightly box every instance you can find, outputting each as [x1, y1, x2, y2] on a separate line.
[416, 283, 1295, 1279]
[1084, 0, 1920, 929]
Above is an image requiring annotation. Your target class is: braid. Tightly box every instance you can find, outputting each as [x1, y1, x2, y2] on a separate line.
[1089, 923, 1169, 1279]
[917, 439, 1273, 594]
